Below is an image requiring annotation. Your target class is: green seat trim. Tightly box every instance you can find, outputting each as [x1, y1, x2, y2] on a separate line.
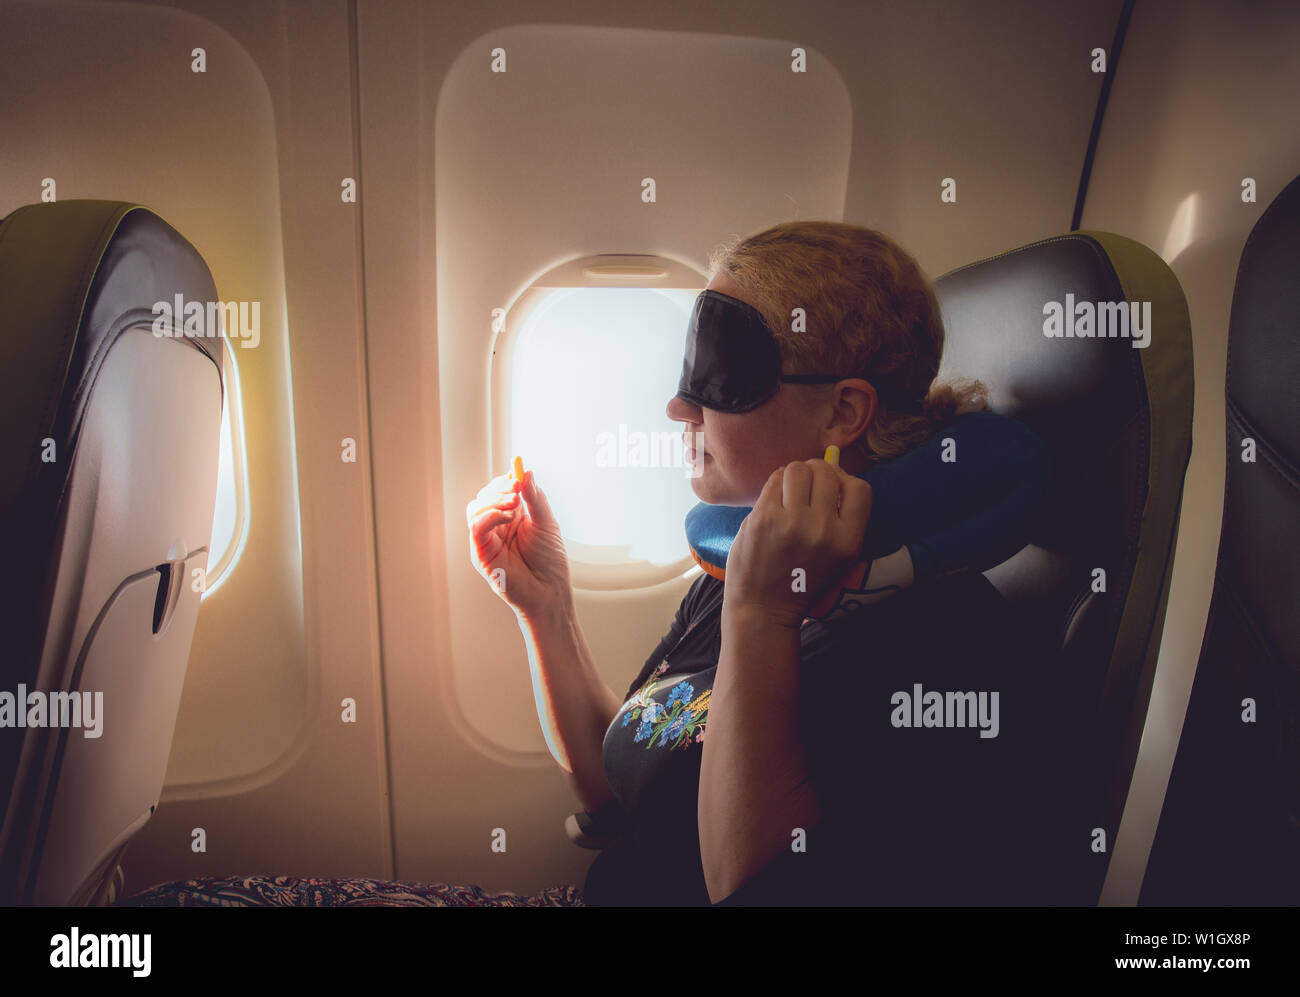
[1074, 229, 1195, 839]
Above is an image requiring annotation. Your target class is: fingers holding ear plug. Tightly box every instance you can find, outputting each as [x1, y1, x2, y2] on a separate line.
[517, 466, 559, 531]
[818, 444, 869, 529]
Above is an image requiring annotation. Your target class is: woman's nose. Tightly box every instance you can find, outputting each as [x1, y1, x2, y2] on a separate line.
[666, 394, 701, 423]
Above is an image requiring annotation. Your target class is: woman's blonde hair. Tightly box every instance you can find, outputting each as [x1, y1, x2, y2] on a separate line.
[707, 221, 989, 467]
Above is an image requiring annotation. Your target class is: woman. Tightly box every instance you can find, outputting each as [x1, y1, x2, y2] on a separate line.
[466, 222, 1052, 906]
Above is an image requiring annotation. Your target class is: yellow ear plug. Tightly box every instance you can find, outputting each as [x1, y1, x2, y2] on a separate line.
[512, 455, 525, 482]
[823, 445, 840, 467]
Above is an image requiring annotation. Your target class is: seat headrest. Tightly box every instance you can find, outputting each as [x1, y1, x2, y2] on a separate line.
[1225, 173, 1300, 670]
[0, 200, 223, 659]
[1228, 172, 1299, 471]
[935, 231, 1192, 566]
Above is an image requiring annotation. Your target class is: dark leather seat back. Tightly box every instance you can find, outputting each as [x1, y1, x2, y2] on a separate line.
[1141, 174, 1300, 904]
[934, 231, 1194, 903]
[0, 200, 225, 904]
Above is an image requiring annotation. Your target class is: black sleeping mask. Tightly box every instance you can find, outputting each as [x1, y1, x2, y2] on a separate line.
[674, 289, 841, 413]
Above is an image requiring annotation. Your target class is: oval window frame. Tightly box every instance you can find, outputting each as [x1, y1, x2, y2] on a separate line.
[490, 253, 708, 590]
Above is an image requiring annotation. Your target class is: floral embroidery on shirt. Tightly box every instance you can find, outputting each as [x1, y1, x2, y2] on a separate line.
[619, 661, 670, 727]
[620, 663, 711, 750]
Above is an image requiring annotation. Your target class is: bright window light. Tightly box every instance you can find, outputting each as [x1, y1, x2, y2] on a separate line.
[202, 338, 249, 598]
[209, 395, 236, 561]
[507, 286, 702, 569]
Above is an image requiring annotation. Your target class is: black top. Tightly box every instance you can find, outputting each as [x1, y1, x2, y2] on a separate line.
[583, 570, 1064, 906]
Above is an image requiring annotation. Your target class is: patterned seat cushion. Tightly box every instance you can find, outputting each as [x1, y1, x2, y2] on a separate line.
[119, 875, 585, 907]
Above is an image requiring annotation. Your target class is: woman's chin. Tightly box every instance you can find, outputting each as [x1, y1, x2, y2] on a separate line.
[689, 472, 746, 507]
[687, 471, 718, 504]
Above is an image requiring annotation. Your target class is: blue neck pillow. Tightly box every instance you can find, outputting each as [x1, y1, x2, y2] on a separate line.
[684, 410, 1050, 619]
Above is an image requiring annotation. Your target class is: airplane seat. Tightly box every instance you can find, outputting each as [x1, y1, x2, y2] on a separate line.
[1140, 173, 1300, 905]
[933, 230, 1193, 904]
[0, 200, 225, 906]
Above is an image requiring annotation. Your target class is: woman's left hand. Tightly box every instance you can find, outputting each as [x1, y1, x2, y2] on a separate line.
[724, 457, 873, 631]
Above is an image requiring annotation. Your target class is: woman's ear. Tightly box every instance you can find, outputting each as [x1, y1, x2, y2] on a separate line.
[826, 378, 877, 447]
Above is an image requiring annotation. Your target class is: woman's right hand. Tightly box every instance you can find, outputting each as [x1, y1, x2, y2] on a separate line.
[466, 467, 573, 621]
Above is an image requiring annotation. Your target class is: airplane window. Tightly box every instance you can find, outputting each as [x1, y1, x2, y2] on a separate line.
[504, 285, 702, 575]
[202, 336, 250, 599]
